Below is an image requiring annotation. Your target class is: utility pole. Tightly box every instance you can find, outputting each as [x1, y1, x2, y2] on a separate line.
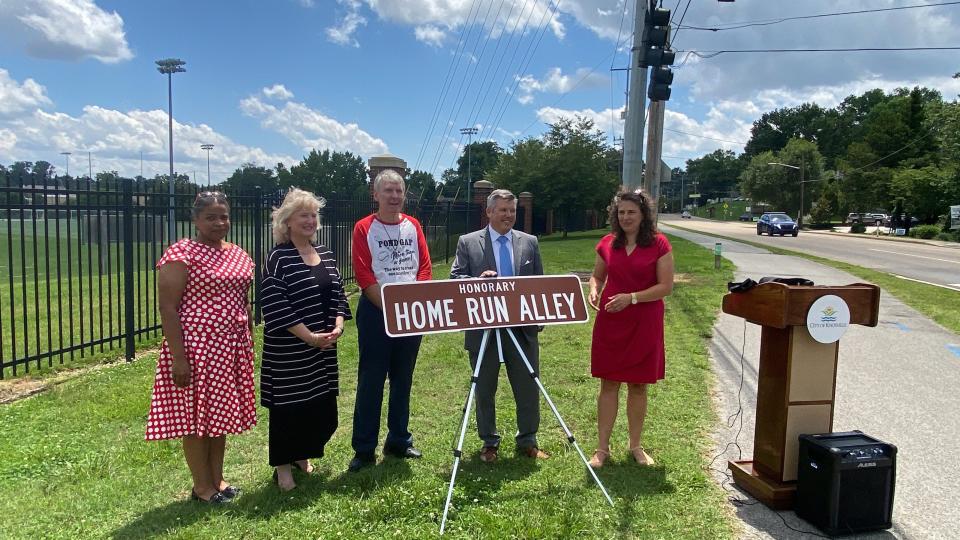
[622, 0, 650, 191]
[643, 99, 665, 197]
[459, 126, 478, 203]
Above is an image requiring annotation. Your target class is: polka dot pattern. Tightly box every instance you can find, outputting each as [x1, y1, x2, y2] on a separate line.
[145, 238, 257, 440]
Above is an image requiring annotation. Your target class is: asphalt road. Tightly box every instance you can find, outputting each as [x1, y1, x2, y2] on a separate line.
[661, 215, 960, 292]
[662, 226, 960, 540]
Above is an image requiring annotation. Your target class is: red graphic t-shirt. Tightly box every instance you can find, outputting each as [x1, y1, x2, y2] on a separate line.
[352, 213, 432, 291]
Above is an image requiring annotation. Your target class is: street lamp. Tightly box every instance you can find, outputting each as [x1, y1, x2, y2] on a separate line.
[60, 151, 71, 177]
[459, 126, 478, 204]
[767, 159, 805, 227]
[156, 58, 186, 242]
[201, 144, 214, 187]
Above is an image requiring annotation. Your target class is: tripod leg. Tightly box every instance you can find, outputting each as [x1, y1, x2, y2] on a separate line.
[503, 327, 614, 506]
[440, 329, 493, 535]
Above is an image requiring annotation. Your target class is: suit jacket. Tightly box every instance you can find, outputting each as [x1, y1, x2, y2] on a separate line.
[450, 226, 544, 353]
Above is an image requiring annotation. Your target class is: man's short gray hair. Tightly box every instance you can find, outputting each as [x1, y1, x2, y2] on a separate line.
[486, 189, 517, 210]
[373, 169, 406, 192]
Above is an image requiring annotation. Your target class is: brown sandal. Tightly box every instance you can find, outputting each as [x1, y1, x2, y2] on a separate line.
[589, 448, 611, 468]
[629, 446, 654, 466]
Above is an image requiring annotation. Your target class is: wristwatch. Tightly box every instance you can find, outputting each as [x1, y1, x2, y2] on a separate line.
[630, 292, 638, 305]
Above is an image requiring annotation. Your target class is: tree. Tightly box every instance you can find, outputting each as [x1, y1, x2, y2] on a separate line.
[891, 166, 958, 222]
[809, 188, 835, 225]
[489, 116, 618, 236]
[684, 149, 745, 201]
[286, 149, 368, 198]
[224, 163, 278, 194]
[456, 141, 502, 192]
[739, 138, 824, 217]
[406, 170, 438, 202]
[743, 103, 828, 156]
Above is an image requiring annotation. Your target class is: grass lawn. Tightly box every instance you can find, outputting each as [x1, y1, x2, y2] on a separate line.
[0, 230, 736, 539]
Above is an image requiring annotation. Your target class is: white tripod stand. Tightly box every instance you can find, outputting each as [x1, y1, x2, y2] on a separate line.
[439, 326, 614, 534]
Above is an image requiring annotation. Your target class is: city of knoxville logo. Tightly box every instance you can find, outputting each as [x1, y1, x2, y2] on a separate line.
[820, 306, 838, 322]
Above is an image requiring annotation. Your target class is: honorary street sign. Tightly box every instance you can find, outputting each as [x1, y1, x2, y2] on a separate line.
[381, 275, 590, 337]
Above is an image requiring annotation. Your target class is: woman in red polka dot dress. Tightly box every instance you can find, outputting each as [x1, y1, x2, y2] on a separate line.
[145, 191, 257, 504]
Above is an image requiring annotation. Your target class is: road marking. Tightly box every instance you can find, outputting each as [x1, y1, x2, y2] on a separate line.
[889, 274, 960, 292]
[870, 248, 960, 265]
[948, 345, 960, 358]
[951, 284, 960, 289]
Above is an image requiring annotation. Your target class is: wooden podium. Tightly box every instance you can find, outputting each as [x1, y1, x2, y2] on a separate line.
[721, 282, 880, 509]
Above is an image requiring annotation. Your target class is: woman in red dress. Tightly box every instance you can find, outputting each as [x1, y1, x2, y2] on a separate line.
[587, 189, 674, 468]
[145, 191, 256, 504]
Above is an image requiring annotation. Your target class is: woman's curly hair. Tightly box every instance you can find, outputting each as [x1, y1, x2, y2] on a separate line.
[608, 188, 657, 249]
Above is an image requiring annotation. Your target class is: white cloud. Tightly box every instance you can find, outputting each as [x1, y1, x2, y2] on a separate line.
[240, 95, 388, 157]
[0, 68, 53, 115]
[362, 0, 565, 42]
[536, 105, 624, 139]
[298, 0, 315, 6]
[414, 25, 446, 47]
[262, 84, 294, 101]
[0, 0, 133, 63]
[326, 1, 367, 47]
[517, 66, 607, 103]
[0, 103, 296, 181]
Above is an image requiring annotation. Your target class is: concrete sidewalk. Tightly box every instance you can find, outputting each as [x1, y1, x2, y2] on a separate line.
[662, 224, 960, 540]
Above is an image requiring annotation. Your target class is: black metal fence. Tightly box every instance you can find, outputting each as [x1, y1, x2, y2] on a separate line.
[0, 180, 493, 378]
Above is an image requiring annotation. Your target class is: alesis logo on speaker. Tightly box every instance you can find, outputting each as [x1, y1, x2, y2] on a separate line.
[857, 462, 877, 468]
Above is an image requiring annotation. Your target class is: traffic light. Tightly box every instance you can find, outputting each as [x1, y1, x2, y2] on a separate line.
[642, 7, 676, 101]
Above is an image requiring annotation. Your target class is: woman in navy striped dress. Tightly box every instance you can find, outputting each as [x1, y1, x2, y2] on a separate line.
[261, 188, 351, 491]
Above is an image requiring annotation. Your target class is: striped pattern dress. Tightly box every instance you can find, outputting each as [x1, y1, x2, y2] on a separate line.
[260, 242, 351, 465]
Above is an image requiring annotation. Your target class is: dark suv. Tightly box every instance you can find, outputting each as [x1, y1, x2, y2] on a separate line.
[757, 212, 799, 236]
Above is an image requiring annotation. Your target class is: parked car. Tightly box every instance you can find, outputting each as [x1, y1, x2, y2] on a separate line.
[681, 210, 691, 219]
[847, 212, 886, 225]
[883, 215, 920, 227]
[757, 212, 799, 236]
[738, 213, 752, 222]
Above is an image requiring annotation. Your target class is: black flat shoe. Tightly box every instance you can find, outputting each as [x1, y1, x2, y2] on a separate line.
[191, 490, 229, 505]
[384, 445, 422, 459]
[347, 453, 375, 472]
[220, 485, 241, 499]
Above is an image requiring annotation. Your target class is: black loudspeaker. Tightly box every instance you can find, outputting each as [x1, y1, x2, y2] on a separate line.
[796, 431, 896, 536]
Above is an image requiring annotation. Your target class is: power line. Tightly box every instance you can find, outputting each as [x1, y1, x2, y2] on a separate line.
[671, 0, 694, 44]
[677, 46, 960, 57]
[845, 125, 940, 174]
[679, 1, 960, 32]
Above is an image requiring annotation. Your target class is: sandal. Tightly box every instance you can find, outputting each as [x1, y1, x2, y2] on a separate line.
[588, 448, 611, 469]
[629, 446, 655, 466]
[191, 489, 229, 505]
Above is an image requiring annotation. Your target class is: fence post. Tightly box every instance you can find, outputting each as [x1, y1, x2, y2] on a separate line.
[122, 178, 136, 361]
[445, 200, 452, 262]
[254, 186, 264, 325]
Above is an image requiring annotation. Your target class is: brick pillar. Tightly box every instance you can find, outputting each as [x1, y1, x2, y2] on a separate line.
[545, 208, 554, 235]
[473, 180, 493, 230]
[367, 154, 409, 210]
[519, 191, 533, 233]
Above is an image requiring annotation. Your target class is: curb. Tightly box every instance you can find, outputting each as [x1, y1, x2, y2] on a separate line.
[799, 228, 956, 248]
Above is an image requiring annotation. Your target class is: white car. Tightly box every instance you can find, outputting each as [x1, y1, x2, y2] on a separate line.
[681, 211, 691, 219]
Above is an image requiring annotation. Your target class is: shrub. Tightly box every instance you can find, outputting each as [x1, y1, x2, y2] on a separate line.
[908, 224, 941, 239]
[849, 222, 867, 234]
[936, 232, 954, 241]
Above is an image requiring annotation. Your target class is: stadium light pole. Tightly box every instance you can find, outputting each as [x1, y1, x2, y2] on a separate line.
[156, 58, 186, 241]
[201, 144, 214, 187]
[459, 127, 479, 204]
[60, 151, 71, 177]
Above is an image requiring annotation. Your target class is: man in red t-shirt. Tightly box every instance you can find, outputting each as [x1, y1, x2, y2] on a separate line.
[348, 169, 432, 472]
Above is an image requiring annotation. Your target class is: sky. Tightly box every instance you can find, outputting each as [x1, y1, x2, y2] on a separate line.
[1, 0, 959, 185]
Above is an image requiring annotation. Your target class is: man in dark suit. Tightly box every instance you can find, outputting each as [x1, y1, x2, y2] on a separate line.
[450, 189, 548, 462]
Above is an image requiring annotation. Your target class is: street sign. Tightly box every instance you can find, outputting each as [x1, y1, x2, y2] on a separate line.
[381, 275, 590, 337]
[689, 193, 701, 198]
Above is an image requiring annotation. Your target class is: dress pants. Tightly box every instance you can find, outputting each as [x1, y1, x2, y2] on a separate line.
[469, 328, 540, 450]
[352, 295, 423, 454]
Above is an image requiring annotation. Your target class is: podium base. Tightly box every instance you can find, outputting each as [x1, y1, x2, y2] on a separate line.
[729, 460, 796, 510]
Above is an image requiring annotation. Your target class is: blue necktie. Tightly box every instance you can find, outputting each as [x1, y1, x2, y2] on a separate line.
[497, 235, 513, 277]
